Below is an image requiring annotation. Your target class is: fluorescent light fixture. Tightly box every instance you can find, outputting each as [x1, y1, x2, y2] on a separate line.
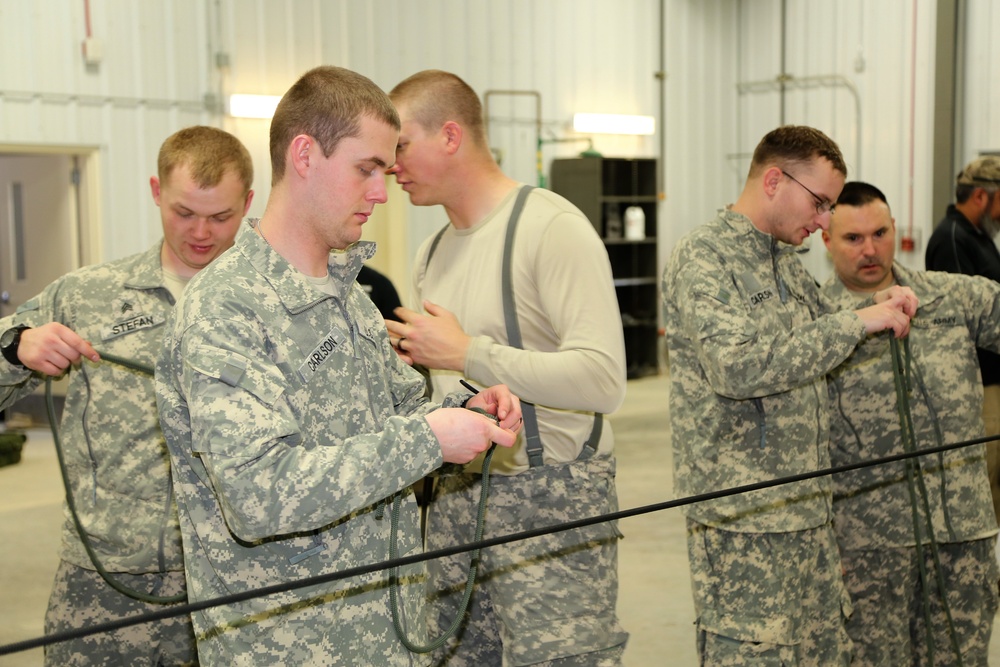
[573, 113, 655, 135]
[228, 94, 281, 119]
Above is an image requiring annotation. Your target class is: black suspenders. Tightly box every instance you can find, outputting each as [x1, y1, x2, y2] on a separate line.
[425, 185, 603, 467]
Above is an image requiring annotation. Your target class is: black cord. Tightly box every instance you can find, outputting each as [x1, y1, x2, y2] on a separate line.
[389, 442, 497, 652]
[5, 427, 999, 657]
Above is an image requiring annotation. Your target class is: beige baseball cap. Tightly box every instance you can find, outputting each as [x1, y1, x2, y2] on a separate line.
[957, 155, 1000, 186]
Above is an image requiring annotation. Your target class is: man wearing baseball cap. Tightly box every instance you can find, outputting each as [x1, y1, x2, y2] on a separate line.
[926, 155, 1000, 532]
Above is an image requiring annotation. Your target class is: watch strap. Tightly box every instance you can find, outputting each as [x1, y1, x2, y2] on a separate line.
[1, 325, 30, 368]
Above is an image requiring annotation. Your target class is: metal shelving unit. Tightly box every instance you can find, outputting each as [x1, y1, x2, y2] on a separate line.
[550, 157, 659, 378]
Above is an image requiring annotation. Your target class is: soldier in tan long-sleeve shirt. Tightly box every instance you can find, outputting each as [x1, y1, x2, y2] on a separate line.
[386, 69, 629, 667]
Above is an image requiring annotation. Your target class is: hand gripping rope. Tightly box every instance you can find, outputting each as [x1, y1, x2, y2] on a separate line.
[389, 412, 497, 653]
[388, 378, 500, 653]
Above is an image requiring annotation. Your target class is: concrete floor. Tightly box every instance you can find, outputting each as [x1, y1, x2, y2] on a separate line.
[1, 372, 999, 666]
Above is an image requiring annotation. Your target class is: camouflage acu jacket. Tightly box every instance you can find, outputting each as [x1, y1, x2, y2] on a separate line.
[662, 208, 866, 532]
[0, 243, 182, 573]
[156, 221, 453, 665]
[824, 263, 1000, 549]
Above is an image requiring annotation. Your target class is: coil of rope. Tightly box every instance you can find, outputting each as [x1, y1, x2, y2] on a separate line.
[889, 335, 963, 665]
[11, 354, 1000, 657]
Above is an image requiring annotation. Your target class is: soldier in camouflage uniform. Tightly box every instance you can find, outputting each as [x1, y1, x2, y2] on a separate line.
[925, 157, 1000, 533]
[822, 181, 1000, 665]
[386, 70, 629, 666]
[662, 127, 917, 665]
[0, 126, 254, 666]
[155, 66, 522, 667]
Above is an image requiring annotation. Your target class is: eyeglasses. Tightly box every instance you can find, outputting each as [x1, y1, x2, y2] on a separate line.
[782, 170, 835, 215]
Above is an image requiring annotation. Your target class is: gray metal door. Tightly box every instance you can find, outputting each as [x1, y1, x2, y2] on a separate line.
[0, 154, 78, 317]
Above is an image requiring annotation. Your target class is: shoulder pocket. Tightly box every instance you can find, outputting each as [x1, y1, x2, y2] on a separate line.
[14, 298, 40, 314]
[186, 344, 286, 408]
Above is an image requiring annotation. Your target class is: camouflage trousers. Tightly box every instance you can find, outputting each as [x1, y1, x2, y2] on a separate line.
[44, 559, 196, 666]
[425, 454, 628, 666]
[841, 537, 999, 667]
[190, 579, 429, 667]
[687, 520, 852, 666]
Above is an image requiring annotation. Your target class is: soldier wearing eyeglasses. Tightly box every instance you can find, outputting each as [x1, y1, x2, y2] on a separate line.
[662, 126, 917, 664]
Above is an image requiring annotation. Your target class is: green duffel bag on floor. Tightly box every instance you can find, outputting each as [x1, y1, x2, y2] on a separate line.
[0, 431, 27, 468]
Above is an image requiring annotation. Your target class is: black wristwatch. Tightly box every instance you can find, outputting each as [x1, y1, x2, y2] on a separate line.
[0, 325, 30, 368]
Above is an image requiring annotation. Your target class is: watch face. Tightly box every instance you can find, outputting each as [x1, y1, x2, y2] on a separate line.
[0, 328, 17, 348]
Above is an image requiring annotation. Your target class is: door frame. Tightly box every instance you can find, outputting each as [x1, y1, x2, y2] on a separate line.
[0, 143, 103, 271]
[0, 144, 102, 418]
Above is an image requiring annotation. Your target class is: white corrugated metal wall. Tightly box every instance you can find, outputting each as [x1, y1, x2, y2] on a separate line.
[1, 0, 998, 293]
[962, 1, 1000, 157]
[218, 0, 662, 289]
[724, 0, 939, 283]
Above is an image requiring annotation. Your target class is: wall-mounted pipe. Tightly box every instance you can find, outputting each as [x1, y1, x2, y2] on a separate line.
[905, 0, 918, 248]
[736, 74, 863, 175]
[779, 0, 787, 125]
[539, 136, 597, 156]
[657, 0, 666, 199]
[0, 90, 207, 112]
[483, 89, 543, 187]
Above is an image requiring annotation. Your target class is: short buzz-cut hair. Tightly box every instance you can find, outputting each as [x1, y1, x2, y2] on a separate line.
[157, 126, 253, 195]
[389, 70, 488, 147]
[748, 125, 847, 180]
[836, 181, 889, 209]
[269, 66, 400, 185]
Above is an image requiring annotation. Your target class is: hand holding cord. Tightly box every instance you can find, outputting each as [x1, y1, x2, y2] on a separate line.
[2, 322, 176, 601]
[388, 379, 500, 653]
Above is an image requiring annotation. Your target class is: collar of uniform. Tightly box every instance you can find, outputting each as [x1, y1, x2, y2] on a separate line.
[238, 219, 376, 313]
[329, 240, 376, 289]
[891, 261, 947, 305]
[822, 273, 854, 302]
[717, 207, 793, 259]
[122, 241, 170, 291]
[824, 270, 878, 304]
[826, 261, 943, 306]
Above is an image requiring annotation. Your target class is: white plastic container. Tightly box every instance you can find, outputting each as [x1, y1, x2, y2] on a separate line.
[624, 206, 645, 240]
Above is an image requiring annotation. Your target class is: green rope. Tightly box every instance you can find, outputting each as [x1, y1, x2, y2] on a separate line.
[93, 350, 155, 376]
[889, 336, 963, 665]
[46, 352, 184, 605]
[388, 409, 499, 653]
